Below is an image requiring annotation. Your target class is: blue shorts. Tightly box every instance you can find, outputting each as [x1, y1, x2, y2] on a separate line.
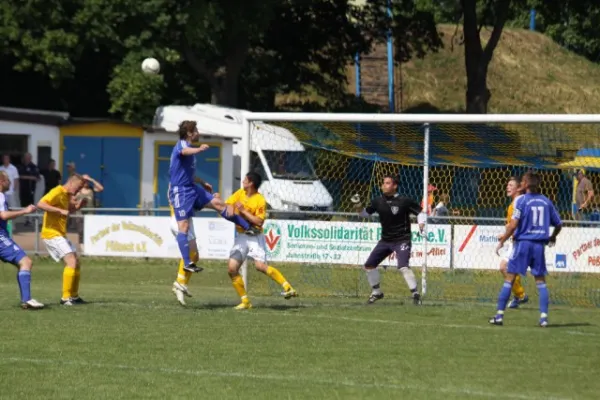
[507, 240, 547, 277]
[0, 232, 27, 266]
[168, 185, 214, 221]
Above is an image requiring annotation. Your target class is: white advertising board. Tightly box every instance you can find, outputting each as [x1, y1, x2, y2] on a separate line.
[454, 225, 600, 273]
[261, 220, 452, 268]
[84, 215, 235, 260]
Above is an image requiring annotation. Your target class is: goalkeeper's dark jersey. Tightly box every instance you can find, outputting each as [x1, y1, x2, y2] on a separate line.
[365, 194, 422, 242]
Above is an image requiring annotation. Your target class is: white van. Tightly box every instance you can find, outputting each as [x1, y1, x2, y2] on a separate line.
[153, 104, 334, 216]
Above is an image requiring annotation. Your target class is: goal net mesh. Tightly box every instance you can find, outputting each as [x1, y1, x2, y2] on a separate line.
[246, 119, 600, 307]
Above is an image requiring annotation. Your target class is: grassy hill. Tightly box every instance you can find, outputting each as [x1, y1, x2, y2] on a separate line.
[277, 25, 600, 113]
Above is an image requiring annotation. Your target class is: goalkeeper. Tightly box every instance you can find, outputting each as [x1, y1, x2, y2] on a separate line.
[353, 175, 427, 305]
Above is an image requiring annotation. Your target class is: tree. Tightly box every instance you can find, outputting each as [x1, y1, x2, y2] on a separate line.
[529, 1, 600, 63]
[364, 0, 443, 63]
[460, 0, 513, 113]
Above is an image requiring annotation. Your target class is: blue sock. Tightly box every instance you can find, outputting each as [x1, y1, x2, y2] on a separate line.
[537, 282, 549, 316]
[176, 233, 192, 265]
[496, 281, 512, 314]
[221, 210, 250, 230]
[17, 270, 31, 303]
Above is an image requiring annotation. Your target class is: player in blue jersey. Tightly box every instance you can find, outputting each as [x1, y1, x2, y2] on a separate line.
[491, 172, 562, 327]
[0, 171, 44, 309]
[169, 120, 255, 273]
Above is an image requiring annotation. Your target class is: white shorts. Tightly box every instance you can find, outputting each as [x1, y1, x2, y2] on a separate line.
[501, 242, 514, 262]
[169, 215, 196, 241]
[43, 237, 76, 262]
[230, 234, 267, 263]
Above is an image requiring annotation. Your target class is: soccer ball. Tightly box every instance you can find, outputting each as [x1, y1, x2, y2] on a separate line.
[141, 58, 160, 74]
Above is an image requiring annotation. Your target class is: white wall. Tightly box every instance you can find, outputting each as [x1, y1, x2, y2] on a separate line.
[0, 120, 60, 203]
[0, 120, 60, 166]
[140, 131, 234, 207]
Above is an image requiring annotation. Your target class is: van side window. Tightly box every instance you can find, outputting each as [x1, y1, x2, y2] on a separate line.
[250, 151, 268, 181]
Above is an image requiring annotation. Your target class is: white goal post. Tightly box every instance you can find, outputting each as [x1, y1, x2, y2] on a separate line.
[238, 113, 600, 296]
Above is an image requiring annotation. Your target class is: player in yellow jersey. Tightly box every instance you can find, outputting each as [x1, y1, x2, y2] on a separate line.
[499, 176, 528, 308]
[37, 174, 87, 306]
[227, 172, 297, 309]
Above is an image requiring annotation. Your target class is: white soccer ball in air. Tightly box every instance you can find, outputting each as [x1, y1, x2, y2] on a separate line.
[141, 58, 160, 74]
[350, 194, 361, 204]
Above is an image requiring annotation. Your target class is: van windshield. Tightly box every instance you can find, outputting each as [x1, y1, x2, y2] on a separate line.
[262, 150, 317, 180]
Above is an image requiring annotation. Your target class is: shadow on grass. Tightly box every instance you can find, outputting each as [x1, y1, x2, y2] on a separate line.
[545, 322, 594, 328]
[193, 302, 309, 311]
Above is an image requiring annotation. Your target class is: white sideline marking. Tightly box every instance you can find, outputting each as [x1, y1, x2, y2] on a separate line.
[0, 357, 566, 400]
[286, 313, 600, 337]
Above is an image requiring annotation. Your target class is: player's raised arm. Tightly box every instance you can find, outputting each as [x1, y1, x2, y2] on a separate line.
[351, 194, 375, 217]
[180, 142, 209, 156]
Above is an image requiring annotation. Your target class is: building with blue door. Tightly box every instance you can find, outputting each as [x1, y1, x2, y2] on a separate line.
[140, 129, 234, 213]
[60, 121, 144, 210]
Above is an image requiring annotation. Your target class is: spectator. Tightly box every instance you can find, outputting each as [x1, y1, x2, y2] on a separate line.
[66, 161, 77, 180]
[41, 159, 62, 195]
[75, 174, 104, 248]
[433, 193, 450, 218]
[420, 184, 437, 215]
[18, 153, 40, 226]
[0, 154, 19, 208]
[575, 169, 595, 221]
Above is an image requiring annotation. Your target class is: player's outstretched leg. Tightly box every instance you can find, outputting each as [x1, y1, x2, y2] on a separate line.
[489, 277, 514, 325]
[255, 262, 297, 299]
[206, 197, 255, 233]
[16, 256, 44, 310]
[535, 276, 549, 327]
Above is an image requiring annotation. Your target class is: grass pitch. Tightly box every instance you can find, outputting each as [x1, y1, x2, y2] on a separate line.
[0, 258, 599, 399]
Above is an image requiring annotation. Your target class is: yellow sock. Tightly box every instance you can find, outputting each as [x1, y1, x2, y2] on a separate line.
[62, 267, 77, 300]
[176, 259, 193, 286]
[231, 275, 249, 303]
[512, 275, 526, 299]
[266, 266, 291, 290]
[187, 250, 198, 285]
[72, 268, 81, 298]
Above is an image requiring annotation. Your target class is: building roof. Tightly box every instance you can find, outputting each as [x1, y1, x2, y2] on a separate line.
[0, 106, 69, 125]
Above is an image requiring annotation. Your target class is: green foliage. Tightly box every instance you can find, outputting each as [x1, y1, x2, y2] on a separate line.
[107, 53, 164, 123]
[531, 1, 600, 63]
[364, 0, 443, 63]
[0, 0, 448, 119]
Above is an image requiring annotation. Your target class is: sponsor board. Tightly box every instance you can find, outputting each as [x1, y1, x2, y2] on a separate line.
[262, 220, 451, 268]
[84, 215, 234, 259]
[454, 225, 600, 273]
[84, 215, 600, 273]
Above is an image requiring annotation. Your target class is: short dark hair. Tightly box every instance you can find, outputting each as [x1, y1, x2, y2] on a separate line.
[246, 171, 262, 189]
[178, 120, 197, 139]
[522, 171, 541, 193]
[383, 175, 399, 186]
[49, 159, 56, 164]
[508, 176, 520, 184]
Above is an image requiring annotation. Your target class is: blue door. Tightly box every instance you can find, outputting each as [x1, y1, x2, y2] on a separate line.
[195, 146, 220, 195]
[62, 137, 102, 183]
[101, 137, 141, 209]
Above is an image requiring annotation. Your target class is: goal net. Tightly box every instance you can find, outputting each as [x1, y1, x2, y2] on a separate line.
[241, 113, 600, 307]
